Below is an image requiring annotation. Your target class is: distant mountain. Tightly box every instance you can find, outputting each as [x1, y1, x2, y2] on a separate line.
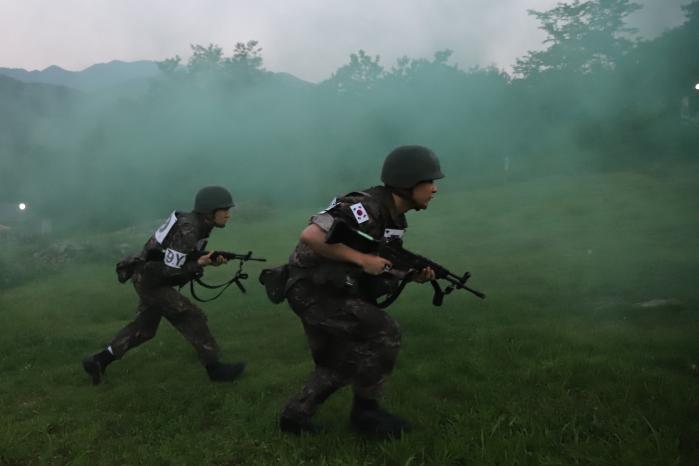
[0, 75, 84, 202]
[266, 71, 315, 89]
[0, 60, 160, 91]
[0, 60, 319, 93]
[0, 74, 82, 117]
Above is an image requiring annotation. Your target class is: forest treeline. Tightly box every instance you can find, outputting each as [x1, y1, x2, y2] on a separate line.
[1, 0, 697, 230]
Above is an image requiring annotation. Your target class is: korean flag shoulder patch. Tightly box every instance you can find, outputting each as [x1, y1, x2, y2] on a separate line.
[350, 202, 370, 224]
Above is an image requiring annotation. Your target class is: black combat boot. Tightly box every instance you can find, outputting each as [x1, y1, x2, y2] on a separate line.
[350, 396, 411, 439]
[206, 361, 246, 382]
[279, 414, 324, 435]
[82, 349, 115, 385]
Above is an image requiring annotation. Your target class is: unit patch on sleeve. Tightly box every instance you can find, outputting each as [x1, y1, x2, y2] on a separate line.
[350, 202, 370, 224]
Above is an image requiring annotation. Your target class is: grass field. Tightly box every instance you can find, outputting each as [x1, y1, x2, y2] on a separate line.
[1, 164, 698, 465]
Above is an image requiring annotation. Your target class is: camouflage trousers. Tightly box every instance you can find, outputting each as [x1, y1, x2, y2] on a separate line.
[282, 279, 401, 420]
[107, 270, 221, 365]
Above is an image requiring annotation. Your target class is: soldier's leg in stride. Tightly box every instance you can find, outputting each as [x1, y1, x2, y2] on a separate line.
[343, 298, 410, 439]
[281, 282, 361, 434]
[160, 288, 245, 382]
[280, 322, 348, 434]
[281, 288, 404, 436]
[82, 301, 162, 385]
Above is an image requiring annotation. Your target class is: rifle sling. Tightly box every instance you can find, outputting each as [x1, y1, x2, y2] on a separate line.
[375, 272, 414, 309]
[188, 271, 247, 303]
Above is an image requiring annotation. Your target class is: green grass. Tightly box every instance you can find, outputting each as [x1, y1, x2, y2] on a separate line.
[1, 164, 698, 465]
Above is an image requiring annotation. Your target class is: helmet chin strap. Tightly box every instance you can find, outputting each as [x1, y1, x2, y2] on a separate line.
[212, 213, 226, 228]
[197, 211, 218, 228]
[387, 186, 420, 211]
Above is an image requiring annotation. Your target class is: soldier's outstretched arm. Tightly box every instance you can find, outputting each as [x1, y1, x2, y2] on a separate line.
[300, 224, 391, 275]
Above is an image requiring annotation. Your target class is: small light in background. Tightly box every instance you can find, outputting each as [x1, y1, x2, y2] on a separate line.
[695, 83, 699, 91]
[18, 202, 27, 211]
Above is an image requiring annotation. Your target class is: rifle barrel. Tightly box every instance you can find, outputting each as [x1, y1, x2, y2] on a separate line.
[461, 284, 486, 299]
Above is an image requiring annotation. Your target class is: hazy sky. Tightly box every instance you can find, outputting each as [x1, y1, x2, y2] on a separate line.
[0, 0, 687, 82]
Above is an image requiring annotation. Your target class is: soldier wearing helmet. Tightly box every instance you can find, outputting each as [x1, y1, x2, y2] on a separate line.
[279, 145, 443, 439]
[82, 186, 246, 385]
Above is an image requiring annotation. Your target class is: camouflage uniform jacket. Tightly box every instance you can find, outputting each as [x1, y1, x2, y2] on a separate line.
[287, 186, 407, 297]
[131, 211, 214, 288]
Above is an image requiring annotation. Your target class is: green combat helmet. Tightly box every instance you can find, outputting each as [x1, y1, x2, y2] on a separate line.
[194, 186, 235, 213]
[381, 145, 445, 189]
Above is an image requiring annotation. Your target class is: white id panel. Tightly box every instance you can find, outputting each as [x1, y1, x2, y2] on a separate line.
[155, 211, 178, 244]
[164, 248, 187, 269]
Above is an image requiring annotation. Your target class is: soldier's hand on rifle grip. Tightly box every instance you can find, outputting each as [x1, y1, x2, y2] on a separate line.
[197, 251, 214, 267]
[413, 266, 436, 283]
[197, 251, 226, 267]
[213, 254, 228, 267]
[360, 255, 393, 276]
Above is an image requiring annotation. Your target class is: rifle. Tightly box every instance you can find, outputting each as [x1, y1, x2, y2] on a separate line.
[325, 219, 485, 306]
[148, 249, 266, 265]
[148, 249, 266, 301]
[189, 250, 266, 301]
[189, 250, 267, 264]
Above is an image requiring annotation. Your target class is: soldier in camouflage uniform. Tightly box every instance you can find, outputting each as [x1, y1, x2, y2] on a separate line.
[279, 145, 444, 439]
[82, 186, 246, 384]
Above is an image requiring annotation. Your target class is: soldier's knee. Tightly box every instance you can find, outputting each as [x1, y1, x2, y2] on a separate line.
[385, 318, 401, 346]
[357, 305, 401, 342]
[138, 327, 158, 341]
[378, 320, 401, 371]
[190, 306, 208, 322]
[373, 317, 400, 354]
[169, 306, 207, 326]
[378, 344, 399, 373]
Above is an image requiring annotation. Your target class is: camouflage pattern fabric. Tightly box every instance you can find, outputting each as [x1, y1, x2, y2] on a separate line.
[289, 186, 407, 268]
[137, 211, 212, 287]
[282, 280, 401, 420]
[107, 211, 221, 365]
[282, 186, 406, 421]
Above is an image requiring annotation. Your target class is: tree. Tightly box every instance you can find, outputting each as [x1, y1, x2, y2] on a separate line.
[514, 0, 641, 77]
[619, 0, 699, 116]
[187, 43, 224, 75]
[156, 55, 181, 76]
[157, 42, 265, 88]
[322, 50, 385, 94]
[225, 40, 264, 69]
[222, 40, 265, 85]
[388, 49, 455, 81]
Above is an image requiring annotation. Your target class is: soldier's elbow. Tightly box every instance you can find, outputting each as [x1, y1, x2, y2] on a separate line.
[300, 224, 326, 247]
